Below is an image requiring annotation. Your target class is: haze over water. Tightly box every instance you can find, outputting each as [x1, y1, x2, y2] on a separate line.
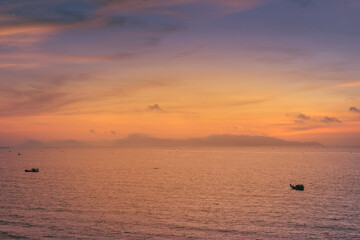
[1, 147, 359, 239]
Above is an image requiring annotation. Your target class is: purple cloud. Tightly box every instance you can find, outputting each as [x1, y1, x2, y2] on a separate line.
[321, 116, 342, 123]
[349, 106, 360, 113]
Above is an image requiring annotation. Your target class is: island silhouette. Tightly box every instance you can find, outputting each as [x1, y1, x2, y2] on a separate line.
[16, 134, 322, 148]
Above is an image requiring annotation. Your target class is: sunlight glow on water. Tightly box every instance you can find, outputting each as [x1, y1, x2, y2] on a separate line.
[1, 148, 359, 239]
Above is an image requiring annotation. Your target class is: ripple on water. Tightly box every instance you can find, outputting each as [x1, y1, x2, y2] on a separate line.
[0, 148, 359, 239]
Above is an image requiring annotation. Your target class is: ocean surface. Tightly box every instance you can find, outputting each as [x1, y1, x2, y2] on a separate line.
[0, 147, 359, 239]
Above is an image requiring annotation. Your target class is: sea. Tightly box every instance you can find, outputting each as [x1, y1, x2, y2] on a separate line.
[0, 147, 359, 239]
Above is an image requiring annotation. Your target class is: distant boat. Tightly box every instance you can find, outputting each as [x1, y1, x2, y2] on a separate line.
[25, 168, 39, 172]
[290, 184, 304, 191]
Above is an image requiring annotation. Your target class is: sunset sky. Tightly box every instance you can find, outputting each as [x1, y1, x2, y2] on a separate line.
[1, 0, 360, 146]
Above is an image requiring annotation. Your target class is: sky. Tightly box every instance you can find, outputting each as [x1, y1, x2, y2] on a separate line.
[0, 0, 360, 146]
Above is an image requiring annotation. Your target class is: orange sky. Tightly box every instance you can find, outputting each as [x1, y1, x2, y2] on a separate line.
[0, 0, 360, 146]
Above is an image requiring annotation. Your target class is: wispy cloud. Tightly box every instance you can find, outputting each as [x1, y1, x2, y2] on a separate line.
[0, 0, 263, 41]
[293, 113, 311, 123]
[291, 80, 360, 96]
[321, 116, 342, 123]
[286, 112, 343, 133]
[1, 51, 134, 63]
[172, 47, 202, 58]
[95, 0, 265, 16]
[0, 63, 38, 69]
[349, 106, 360, 113]
[148, 104, 163, 112]
[0, 0, 267, 69]
[292, 113, 341, 124]
[0, 79, 79, 117]
[0, 0, 188, 53]
[336, 81, 360, 88]
[0, 2, 93, 39]
[0, 0, 266, 36]
[227, 97, 274, 107]
[0, 75, 171, 118]
[296, 113, 311, 120]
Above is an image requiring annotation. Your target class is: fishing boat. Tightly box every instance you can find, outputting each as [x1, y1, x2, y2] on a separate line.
[290, 184, 304, 191]
[25, 168, 39, 172]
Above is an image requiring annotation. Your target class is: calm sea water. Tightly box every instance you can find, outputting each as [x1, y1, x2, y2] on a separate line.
[0, 147, 359, 239]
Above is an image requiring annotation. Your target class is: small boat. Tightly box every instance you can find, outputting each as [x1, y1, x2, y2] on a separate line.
[25, 168, 39, 172]
[290, 184, 304, 191]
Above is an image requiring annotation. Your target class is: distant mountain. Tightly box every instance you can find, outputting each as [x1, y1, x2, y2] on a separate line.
[15, 134, 322, 148]
[114, 134, 323, 147]
[17, 139, 44, 148]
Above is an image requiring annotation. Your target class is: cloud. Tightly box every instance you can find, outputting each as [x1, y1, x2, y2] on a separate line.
[0, 1, 93, 39]
[291, 112, 311, 123]
[0, 51, 134, 63]
[0, 0, 267, 67]
[296, 113, 311, 120]
[288, 112, 342, 132]
[0, 76, 170, 118]
[0, 0, 217, 38]
[321, 116, 342, 123]
[90, 129, 96, 134]
[0, 81, 80, 117]
[0, 63, 38, 69]
[0, 0, 194, 66]
[94, 0, 265, 16]
[349, 106, 360, 113]
[148, 104, 163, 112]
[228, 97, 274, 107]
[335, 81, 360, 88]
[0, 0, 186, 46]
[173, 47, 201, 58]
[291, 112, 342, 124]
